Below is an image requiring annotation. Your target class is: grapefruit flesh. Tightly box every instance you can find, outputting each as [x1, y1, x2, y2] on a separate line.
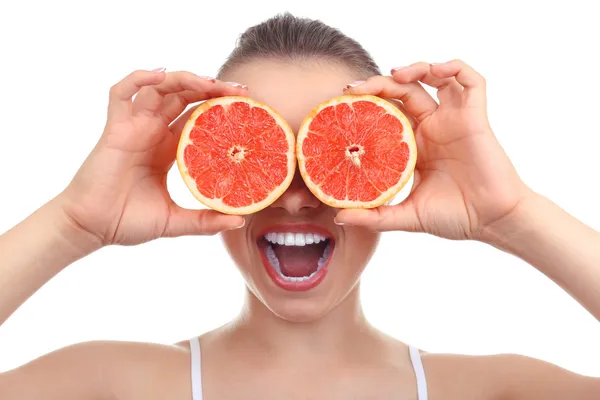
[177, 96, 296, 215]
[296, 95, 417, 208]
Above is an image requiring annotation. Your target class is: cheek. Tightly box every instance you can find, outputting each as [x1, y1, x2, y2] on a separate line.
[220, 228, 263, 296]
[340, 228, 381, 273]
[221, 229, 252, 271]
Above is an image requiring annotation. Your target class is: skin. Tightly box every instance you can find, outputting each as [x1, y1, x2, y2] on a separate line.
[0, 58, 599, 399]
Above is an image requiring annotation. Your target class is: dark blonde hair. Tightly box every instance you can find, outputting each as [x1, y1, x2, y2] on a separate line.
[218, 13, 381, 79]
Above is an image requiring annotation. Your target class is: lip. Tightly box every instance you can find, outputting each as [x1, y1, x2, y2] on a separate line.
[256, 223, 335, 292]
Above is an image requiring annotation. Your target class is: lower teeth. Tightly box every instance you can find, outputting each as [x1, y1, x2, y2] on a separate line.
[265, 242, 330, 282]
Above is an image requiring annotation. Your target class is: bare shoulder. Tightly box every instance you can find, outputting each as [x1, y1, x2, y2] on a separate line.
[421, 350, 600, 400]
[0, 340, 193, 400]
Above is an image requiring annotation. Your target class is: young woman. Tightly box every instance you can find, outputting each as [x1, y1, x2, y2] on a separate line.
[1, 13, 598, 400]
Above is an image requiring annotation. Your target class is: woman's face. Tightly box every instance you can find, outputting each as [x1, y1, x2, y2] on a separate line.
[221, 60, 380, 322]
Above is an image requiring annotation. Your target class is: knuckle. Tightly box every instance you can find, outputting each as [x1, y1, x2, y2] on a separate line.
[108, 83, 121, 99]
[196, 212, 218, 236]
[366, 75, 385, 87]
[414, 62, 431, 72]
[130, 69, 147, 81]
[469, 68, 486, 85]
[109, 70, 145, 98]
[197, 212, 209, 229]
[451, 59, 486, 85]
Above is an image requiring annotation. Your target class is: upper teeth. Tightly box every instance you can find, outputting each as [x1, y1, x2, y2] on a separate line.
[264, 232, 327, 246]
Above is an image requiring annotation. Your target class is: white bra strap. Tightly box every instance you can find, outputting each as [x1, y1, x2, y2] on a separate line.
[409, 346, 428, 400]
[189, 337, 203, 400]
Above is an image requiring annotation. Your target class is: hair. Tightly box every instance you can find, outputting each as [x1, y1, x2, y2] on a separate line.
[217, 13, 381, 79]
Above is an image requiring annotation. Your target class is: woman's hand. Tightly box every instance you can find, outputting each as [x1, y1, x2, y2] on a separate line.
[335, 60, 532, 241]
[58, 69, 247, 247]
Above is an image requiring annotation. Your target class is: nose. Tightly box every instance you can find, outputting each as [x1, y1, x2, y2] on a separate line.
[270, 169, 321, 215]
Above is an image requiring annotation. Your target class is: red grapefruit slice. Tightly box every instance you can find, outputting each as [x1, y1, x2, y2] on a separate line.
[296, 94, 417, 208]
[177, 96, 296, 215]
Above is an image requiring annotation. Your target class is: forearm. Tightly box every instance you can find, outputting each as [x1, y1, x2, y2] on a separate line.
[0, 197, 101, 326]
[485, 191, 600, 320]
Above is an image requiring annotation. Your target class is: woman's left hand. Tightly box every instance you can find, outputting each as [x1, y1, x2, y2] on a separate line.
[334, 60, 532, 240]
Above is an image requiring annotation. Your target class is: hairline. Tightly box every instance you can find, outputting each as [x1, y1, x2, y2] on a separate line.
[216, 56, 377, 82]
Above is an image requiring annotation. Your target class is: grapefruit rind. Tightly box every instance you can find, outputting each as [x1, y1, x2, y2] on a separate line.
[296, 94, 417, 209]
[176, 96, 296, 215]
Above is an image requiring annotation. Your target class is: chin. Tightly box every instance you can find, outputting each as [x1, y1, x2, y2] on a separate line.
[245, 254, 364, 324]
[261, 295, 335, 322]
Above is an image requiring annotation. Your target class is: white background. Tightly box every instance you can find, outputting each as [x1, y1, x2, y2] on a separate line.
[1, 0, 599, 377]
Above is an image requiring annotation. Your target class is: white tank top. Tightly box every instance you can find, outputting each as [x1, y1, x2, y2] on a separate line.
[189, 337, 428, 399]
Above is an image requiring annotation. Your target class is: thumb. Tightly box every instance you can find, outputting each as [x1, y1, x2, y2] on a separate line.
[165, 205, 245, 237]
[334, 200, 422, 233]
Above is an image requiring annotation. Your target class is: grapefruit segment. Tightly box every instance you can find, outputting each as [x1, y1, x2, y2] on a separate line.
[177, 96, 296, 215]
[297, 95, 417, 208]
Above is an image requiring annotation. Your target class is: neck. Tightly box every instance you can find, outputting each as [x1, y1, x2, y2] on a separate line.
[230, 283, 376, 357]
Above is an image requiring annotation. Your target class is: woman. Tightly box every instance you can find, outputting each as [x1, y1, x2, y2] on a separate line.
[0, 13, 598, 399]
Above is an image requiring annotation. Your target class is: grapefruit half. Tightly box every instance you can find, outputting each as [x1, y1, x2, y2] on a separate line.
[177, 96, 296, 215]
[296, 95, 417, 208]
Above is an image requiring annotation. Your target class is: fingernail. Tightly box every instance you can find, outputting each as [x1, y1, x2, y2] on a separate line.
[391, 66, 405, 73]
[334, 219, 345, 226]
[228, 218, 245, 230]
[151, 67, 166, 73]
[224, 81, 248, 89]
[198, 75, 216, 82]
[346, 80, 365, 89]
[430, 63, 444, 66]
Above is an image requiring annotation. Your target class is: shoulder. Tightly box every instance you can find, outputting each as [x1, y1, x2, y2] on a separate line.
[0, 340, 194, 400]
[421, 351, 600, 400]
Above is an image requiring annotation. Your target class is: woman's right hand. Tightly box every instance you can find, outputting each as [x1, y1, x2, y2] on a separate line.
[58, 69, 247, 248]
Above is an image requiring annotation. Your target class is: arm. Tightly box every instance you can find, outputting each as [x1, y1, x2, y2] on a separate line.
[338, 61, 600, 321]
[335, 60, 600, 398]
[501, 354, 600, 400]
[0, 198, 99, 326]
[0, 342, 113, 400]
[423, 352, 600, 400]
[0, 70, 246, 397]
[485, 191, 600, 321]
[0, 340, 192, 400]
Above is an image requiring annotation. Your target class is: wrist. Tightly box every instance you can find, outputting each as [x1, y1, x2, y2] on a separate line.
[479, 188, 546, 255]
[48, 195, 105, 259]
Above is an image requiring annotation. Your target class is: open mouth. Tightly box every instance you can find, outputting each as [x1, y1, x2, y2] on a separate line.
[257, 228, 335, 291]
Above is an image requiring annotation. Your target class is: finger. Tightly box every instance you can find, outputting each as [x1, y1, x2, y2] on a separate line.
[161, 80, 249, 124]
[107, 68, 167, 121]
[387, 99, 418, 130]
[344, 75, 437, 123]
[132, 71, 218, 117]
[430, 59, 487, 105]
[391, 62, 463, 105]
[431, 59, 486, 89]
[164, 205, 245, 237]
[169, 104, 200, 137]
[334, 200, 422, 233]
[408, 169, 421, 194]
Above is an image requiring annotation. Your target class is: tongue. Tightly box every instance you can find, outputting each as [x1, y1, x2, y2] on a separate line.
[273, 243, 325, 277]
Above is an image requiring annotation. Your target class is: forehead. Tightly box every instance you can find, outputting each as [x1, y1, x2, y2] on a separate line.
[222, 60, 357, 132]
